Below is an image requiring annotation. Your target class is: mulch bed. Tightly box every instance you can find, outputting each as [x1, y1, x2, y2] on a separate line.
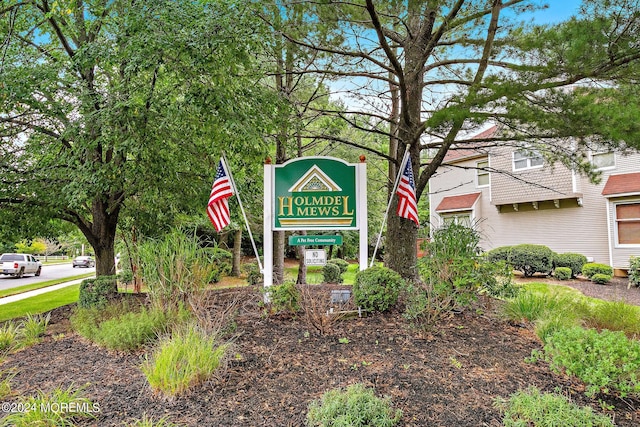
[2, 283, 640, 426]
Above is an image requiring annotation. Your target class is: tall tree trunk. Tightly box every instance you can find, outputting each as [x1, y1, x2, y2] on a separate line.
[295, 231, 307, 284]
[232, 228, 242, 277]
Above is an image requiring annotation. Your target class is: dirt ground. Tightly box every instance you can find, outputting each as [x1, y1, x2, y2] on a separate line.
[2, 279, 640, 426]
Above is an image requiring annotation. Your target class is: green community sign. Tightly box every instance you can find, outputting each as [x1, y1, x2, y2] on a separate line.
[273, 158, 357, 230]
[288, 235, 343, 246]
[263, 156, 368, 288]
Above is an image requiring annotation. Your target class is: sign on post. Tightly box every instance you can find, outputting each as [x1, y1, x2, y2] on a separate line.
[304, 249, 327, 266]
[288, 235, 343, 246]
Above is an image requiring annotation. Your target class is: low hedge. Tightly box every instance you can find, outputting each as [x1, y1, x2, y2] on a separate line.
[509, 244, 556, 277]
[553, 267, 572, 281]
[353, 266, 403, 312]
[554, 253, 587, 278]
[78, 276, 118, 309]
[582, 263, 613, 279]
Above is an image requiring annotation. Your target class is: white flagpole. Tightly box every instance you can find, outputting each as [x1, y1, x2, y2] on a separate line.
[370, 146, 411, 268]
[221, 153, 264, 273]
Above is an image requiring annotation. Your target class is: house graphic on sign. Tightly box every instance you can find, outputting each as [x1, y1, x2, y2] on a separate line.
[288, 165, 342, 192]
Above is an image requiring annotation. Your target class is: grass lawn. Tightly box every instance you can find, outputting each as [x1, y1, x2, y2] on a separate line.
[0, 284, 80, 322]
[0, 273, 94, 298]
[284, 262, 360, 285]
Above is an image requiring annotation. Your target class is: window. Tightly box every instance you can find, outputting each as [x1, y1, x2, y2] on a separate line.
[442, 213, 471, 227]
[477, 160, 489, 187]
[615, 202, 640, 246]
[513, 149, 543, 171]
[591, 151, 615, 170]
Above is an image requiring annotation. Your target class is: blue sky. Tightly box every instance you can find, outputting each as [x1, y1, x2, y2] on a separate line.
[534, 1, 582, 24]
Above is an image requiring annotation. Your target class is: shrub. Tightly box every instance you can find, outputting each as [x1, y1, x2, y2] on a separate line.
[353, 266, 403, 312]
[0, 321, 20, 354]
[92, 307, 170, 351]
[265, 281, 300, 314]
[538, 326, 640, 397]
[629, 256, 640, 287]
[327, 258, 349, 274]
[244, 262, 262, 286]
[322, 263, 343, 284]
[0, 369, 15, 399]
[501, 291, 580, 325]
[201, 247, 232, 276]
[494, 386, 614, 427]
[509, 244, 555, 277]
[142, 325, 228, 397]
[78, 275, 118, 309]
[582, 263, 613, 279]
[486, 245, 512, 263]
[591, 273, 612, 285]
[307, 383, 402, 427]
[0, 384, 97, 426]
[553, 267, 572, 281]
[554, 253, 587, 278]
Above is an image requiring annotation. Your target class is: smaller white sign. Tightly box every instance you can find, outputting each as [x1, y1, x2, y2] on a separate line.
[305, 249, 327, 266]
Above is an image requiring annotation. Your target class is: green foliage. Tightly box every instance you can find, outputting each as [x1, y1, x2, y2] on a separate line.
[18, 313, 50, 347]
[0, 384, 97, 426]
[553, 267, 572, 281]
[630, 256, 640, 287]
[142, 325, 228, 397]
[0, 369, 15, 399]
[71, 300, 187, 351]
[508, 244, 556, 277]
[585, 300, 640, 338]
[307, 383, 402, 427]
[554, 253, 587, 278]
[201, 247, 232, 282]
[266, 282, 300, 314]
[322, 263, 343, 284]
[494, 386, 614, 427]
[591, 273, 612, 285]
[138, 231, 215, 310]
[582, 263, 613, 279]
[78, 276, 118, 309]
[244, 262, 262, 286]
[0, 322, 20, 354]
[539, 327, 640, 397]
[327, 258, 349, 274]
[501, 291, 581, 324]
[353, 266, 403, 312]
[486, 246, 512, 264]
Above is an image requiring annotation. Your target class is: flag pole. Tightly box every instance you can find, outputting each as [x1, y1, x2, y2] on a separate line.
[221, 153, 264, 273]
[370, 146, 411, 268]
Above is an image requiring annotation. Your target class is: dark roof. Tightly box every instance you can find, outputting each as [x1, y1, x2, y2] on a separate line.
[442, 126, 497, 163]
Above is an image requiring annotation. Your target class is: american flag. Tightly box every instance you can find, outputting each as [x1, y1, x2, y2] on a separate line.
[207, 159, 234, 232]
[396, 155, 419, 226]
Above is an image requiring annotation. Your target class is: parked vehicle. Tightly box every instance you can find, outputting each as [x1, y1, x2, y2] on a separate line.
[0, 253, 42, 278]
[72, 256, 95, 268]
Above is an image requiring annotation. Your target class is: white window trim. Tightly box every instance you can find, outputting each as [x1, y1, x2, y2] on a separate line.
[476, 160, 490, 188]
[512, 149, 544, 171]
[613, 199, 640, 248]
[439, 211, 474, 228]
[590, 150, 616, 171]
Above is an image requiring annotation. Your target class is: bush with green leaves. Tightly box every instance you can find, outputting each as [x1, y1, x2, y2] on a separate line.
[353, 266, 402, 312]
[591, 273, 612, 285]
[486, 245, 512, 264]
[201, 247, 232, 282]
[327, 258, 349, 274]
[78, 275, 118, 309]
[0, 321, 20, 354]
[553, 267, 572, 281]
[554, 253, 587, 278]
[508, 244, 556, 277]
[582, 263, 613, 279]
[0, 384, 97, 426]
[322, 263, 343, 284]
[244, 262, 262, 286]
[265, 281, 300, 314]
[536, 326, 640, 397]
[19, 313, 50, 347]
[307, 383, 402, 427]
[142, 325, 228, 397]
[494, 386, 614, 427]
[628, 256, 640, 287]
[92, 307, 170, 351]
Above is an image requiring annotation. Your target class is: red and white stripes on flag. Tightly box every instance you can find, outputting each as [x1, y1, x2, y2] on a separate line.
[207, 159, 234, 232]
[396, 155, 419, 226]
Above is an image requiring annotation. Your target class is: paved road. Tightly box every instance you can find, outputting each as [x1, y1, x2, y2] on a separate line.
[0, 262, 95, 292]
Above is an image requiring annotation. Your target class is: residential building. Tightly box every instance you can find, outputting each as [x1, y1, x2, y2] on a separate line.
[428, 126, 640, 274]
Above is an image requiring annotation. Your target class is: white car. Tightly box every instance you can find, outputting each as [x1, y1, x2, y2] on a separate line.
[0, 253, 42, 278]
